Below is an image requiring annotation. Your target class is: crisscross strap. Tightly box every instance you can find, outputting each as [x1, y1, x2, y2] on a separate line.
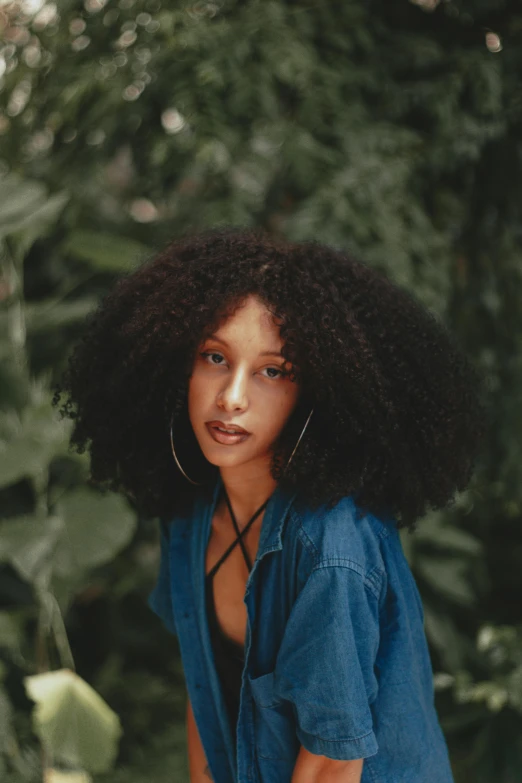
[206, 486, 269, 579]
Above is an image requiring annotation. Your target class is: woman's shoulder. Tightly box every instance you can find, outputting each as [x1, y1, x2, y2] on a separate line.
[288, 493, 398, 584]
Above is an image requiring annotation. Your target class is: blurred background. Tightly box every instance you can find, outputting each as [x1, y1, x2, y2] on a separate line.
[0, 0, 521, 781]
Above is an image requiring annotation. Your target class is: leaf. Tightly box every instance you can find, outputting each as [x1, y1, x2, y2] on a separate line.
[506, 664, 522, 714]
[0, 396, 73, 490]
[416, 557, 476, 606]
[0, 514, 63, 584]
[25, 297, 100, 333]
[0, 610, 23, 651]
[52, 487, 137, 576]
[24, 669, 122, 774]
[44, 770, 92, 783]
[0, 432, 64, 489]
[0, 356, 30, 411]
[0, 173, 68, 254]
[12, 193, 70, 258]
[0, 489, 136, 594]
[414, 524, 483, 556]
[0, 175, 47, 230]
[62, 231, 149, 272]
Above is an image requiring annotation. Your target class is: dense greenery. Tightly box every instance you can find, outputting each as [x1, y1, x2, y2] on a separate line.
[1, 0, 521, 780]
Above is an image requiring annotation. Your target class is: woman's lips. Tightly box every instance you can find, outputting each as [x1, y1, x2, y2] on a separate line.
[205, 423, 251, 445]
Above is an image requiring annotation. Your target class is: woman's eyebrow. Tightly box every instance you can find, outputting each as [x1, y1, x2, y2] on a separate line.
[206, 333, 284, 358]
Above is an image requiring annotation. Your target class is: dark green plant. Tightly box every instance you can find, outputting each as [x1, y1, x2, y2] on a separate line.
[1, 0, 521, 779]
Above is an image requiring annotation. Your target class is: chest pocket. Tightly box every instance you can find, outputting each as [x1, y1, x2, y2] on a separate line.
[247, 670, 299, 762]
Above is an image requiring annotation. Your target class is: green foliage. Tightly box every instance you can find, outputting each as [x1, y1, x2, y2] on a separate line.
[24, 669, 122, 774]
[61, 231, 149, 273]
[1, 0, 521, 780]
[0, 174, 138, 780]
[434, 624, 522, 783]
[0, 174, 69, 262]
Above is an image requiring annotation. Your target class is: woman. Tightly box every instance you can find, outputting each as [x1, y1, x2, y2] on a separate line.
[53, 226, 488, 783]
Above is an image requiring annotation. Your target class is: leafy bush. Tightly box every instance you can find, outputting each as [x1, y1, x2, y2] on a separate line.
[1, 0, 522, 779]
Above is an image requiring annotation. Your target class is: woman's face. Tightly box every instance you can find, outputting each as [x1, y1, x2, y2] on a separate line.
[188, 295, 301, 474]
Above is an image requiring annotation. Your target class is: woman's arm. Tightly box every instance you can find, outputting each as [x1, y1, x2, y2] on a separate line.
[291, 745, 363, 783]
[187, 696, 214, 782]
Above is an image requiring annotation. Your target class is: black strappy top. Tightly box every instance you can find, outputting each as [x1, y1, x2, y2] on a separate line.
[205, 486, 269, 748]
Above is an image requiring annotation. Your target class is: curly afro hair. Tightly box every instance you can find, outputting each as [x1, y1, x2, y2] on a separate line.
[52, 226, 489, 533]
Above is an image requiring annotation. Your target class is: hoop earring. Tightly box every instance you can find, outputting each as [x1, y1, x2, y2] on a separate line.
[169, 413, 204, 486]
[169, 408, 314, 485]
[281, 407, 314, 474]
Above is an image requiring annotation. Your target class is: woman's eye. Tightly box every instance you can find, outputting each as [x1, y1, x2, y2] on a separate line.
[200, 351, 224, 365]
[262, 367, 284, 379]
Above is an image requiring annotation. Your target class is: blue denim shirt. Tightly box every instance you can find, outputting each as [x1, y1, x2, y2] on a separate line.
[148, 473, 454, 783]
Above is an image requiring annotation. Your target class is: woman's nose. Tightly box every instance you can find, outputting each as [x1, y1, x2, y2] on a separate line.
[218, 369, 248, 410]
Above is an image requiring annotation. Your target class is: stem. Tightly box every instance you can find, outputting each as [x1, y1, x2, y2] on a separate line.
[47, 591, 76, 672]
[1, 237, 28, 376]
[36, 592, 51, 675]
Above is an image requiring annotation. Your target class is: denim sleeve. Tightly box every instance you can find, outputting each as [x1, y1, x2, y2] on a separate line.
[147, 520, 178, 636]
[274, 562, 381, 760]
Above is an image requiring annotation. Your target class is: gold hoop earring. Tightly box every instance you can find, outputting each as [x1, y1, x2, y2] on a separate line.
[281, 407, 314, 474]
[169, 414, 204, 486]
[169, 408, 314, 485]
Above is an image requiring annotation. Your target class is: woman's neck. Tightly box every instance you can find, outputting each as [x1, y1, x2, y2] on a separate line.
[217, 464, 277, 530]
